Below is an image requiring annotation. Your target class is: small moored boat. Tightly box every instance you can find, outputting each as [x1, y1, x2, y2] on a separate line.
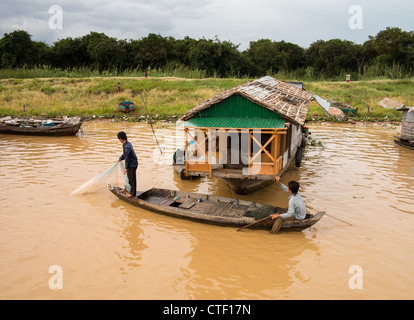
[108, 185, 324, 231]
[0, 116, 83, 136]
[119, 100, 135, 113]
[331, 101, 358, 115]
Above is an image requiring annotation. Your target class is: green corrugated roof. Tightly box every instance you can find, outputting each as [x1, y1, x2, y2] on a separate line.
[197, 94, 282, 119]
[182, 117, 286, 128]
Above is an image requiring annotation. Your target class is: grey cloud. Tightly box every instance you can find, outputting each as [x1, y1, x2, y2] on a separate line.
[0, 0, 413, 49]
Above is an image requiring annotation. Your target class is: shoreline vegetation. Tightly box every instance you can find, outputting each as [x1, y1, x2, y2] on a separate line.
[0, 75, 412, 123]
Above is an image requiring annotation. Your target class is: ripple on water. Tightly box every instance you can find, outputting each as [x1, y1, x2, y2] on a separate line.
[0, 122, 413, 299]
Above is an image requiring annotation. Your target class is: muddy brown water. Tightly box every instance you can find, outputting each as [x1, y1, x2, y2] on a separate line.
[0, 121, 413, 299]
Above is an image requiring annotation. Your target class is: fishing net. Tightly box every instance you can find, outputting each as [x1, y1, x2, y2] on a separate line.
[118, 161, 131, 193]
[70, 161, 131, 195]
[244, 204, 282, 219]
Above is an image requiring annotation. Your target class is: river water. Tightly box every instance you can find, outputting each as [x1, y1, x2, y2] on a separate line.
[0, 121, 413, 300]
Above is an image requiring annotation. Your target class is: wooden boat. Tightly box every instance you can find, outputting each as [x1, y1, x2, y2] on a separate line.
[331, 101, 358, 115]
[119, 100, 135, 113]
[394, 137, 414, 150]
[221, 178, 274, 195]
[173, 163, 275, 193]
[395, 107, 414, 150]
[107, 184, 325, 231]
[0, 116, 83, 136]
[172, 140, 303, 195]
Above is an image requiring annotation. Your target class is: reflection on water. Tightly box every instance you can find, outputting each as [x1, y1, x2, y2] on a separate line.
[0, 121, 413, 299]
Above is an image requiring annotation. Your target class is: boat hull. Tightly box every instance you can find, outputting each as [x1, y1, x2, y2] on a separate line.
[332, 102, 358, 114]
[0, 122, 83, 136]
[108, 185, 324, 231]
[394, 138, 414, 150]
[222, 178, 274, 195]
[173, 143, 299, 195]
[119, 101, 135, 113]
[119, 106, 134, 113]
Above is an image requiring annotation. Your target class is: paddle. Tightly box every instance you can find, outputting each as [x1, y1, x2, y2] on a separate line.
[236, 215, 272, 232]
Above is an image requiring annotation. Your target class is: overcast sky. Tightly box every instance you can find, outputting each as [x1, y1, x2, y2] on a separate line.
[0, 0, 413, 50]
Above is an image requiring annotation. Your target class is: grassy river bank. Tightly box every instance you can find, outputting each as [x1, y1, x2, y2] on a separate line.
[0, 77, 412, 123]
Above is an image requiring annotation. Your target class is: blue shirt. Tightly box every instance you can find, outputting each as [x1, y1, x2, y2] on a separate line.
[119, 141, 138, 169]
[279, 184, 307, 219]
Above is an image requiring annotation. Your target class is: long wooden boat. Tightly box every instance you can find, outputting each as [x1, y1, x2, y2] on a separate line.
[0, 116, 83, 136]
[108, 185, 324, 231]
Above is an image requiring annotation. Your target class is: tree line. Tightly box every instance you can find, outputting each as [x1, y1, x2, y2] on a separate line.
[0, 27, 413, 79]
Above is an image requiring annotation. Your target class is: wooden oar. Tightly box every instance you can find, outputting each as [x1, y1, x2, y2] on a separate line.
[236, 216, 272, 231]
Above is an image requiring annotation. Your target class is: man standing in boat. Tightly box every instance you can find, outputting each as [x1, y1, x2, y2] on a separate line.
[269, 176, 306, 233]
[117, 131, 138, 198]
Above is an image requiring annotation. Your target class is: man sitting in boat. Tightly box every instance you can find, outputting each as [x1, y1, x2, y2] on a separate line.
[269, 176, 306, 233]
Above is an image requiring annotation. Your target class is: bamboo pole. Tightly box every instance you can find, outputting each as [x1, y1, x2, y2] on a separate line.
[236, 216, 271, 231]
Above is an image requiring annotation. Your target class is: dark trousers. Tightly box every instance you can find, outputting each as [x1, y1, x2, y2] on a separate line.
[127, 166, 137, 196]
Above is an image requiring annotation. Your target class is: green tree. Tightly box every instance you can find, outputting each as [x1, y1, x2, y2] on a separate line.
[80, 32, 110, 71]
[355, 39, 378, 79]
[171, 36, 198, 67]
[0, 30, 35, 68]
[52, 37, 88, 69]
[188, 38, 222, 76]
[275, 41, 306, 71]
[306, 39, 359, 77]
[32, 41, 52, 66]
[245, 39, 288, 75]
[134, 33, 169, 70]
[369, 27, 414, 68]
[214, 39, 242, 77]
[88, 37, 125, 73]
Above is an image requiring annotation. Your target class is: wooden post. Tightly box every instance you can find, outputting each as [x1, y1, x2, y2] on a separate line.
[184, 127, 189, 176]
[248, 129, 251, 179]
[207, 129, 212, 175]
[274, 131, 279, 177]
[273, 129, 277, 179]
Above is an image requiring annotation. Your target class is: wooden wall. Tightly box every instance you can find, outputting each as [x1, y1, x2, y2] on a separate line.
[401, 109, 414, 140]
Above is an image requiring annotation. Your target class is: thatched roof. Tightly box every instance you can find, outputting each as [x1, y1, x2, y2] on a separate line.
[180, 76, 314, 126]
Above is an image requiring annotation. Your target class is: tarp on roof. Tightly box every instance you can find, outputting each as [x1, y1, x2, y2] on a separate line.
[314, 95, 331, 112]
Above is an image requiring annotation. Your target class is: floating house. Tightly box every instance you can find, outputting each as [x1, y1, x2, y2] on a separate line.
[395, 106, 414, 149]
[174, 76, 315, 194]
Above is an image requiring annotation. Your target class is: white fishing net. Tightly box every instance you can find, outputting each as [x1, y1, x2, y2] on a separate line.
[71, 161, 131, 195]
